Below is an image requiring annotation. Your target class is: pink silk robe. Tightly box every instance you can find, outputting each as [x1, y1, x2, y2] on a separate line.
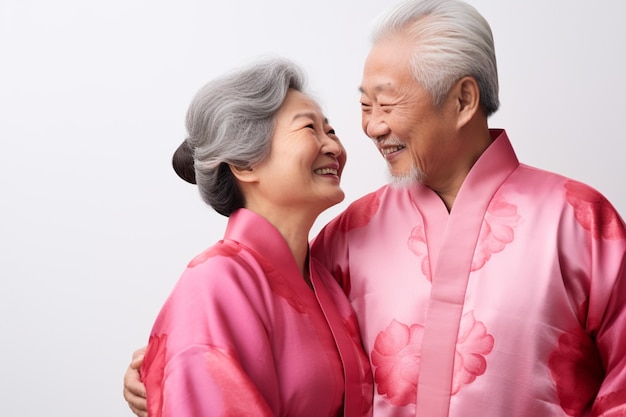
[312, 129, 626, 417]
[141, 209, 373, 417]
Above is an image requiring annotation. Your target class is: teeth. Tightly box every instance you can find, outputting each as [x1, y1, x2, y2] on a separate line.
[315, 168, 338, 175]
[381, 145, 405, 156]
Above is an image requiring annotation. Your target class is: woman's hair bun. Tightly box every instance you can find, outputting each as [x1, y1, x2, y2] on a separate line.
[172, 139, 196, 184]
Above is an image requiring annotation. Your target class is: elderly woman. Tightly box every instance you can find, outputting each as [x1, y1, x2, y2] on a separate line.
[136, 58, 373, 417]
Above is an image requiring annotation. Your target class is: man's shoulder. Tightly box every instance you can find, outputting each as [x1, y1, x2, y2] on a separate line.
[317, 184, 397, 238]
[346, 186, 387, 209]
[336, 184, 396, 220]
[515, 163, 596, 193]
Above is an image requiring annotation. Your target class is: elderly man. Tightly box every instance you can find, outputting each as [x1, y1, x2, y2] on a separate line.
[124, 0, 626, 416]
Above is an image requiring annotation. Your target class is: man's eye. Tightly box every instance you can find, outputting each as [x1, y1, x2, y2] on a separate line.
[327, 129, 336, 135]
[306, 124, 315, 129]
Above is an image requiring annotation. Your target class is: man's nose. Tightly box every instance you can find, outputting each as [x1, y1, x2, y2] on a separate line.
[363, 109, 390, 139]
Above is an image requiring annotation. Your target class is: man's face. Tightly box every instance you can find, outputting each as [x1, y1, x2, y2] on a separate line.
[359, 35, 458, 187]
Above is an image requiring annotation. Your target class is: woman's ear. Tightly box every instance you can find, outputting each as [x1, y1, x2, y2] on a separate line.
[229, 164, 258, 183]
[454, 76, 481, 128]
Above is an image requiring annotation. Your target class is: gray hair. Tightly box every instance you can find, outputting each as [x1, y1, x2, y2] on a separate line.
[183, 57, 307, 217]
[371, 0, 499, 116]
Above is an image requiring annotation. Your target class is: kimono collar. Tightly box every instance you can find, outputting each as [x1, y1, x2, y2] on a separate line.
[223, 208, 302, 278]
[449, 128, 519, 214]
[408, 129, 519, 213]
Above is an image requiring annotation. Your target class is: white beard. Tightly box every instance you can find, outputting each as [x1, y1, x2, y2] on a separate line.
[388, 165, 425, 189]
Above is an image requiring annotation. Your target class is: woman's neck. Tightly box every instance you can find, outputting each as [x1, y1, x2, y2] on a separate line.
[273, 218, 312, 280]
[248, 205, 316, 282]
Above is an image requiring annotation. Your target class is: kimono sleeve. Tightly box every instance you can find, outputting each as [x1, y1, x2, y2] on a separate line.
[560, 184, 626, 415]
[592, 248, 626, 416]
[140, 252, 278, 417]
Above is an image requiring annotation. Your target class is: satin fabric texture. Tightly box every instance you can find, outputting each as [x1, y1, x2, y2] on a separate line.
[142, 209, 373, 417]
[312, 129, 626, 417]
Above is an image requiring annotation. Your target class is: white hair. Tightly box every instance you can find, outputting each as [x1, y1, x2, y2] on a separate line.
[371, 0, 499, 116]
[185, 57, 307, 216]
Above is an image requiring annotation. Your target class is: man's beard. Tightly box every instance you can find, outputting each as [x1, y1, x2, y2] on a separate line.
[388, 164, 425, 188]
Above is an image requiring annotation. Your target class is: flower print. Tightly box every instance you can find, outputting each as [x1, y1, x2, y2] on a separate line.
[564, 180, 625, 240]
[452, 312, 495, 394]
[407, 223, 432, 281]
[372, 313, 494, 406]
[548, 326, 604, 416]
[592, 389, 626, 416]
[256, 255, 307, 314]
[204, 345, 275, 416]
[472, 198, 520, 271]
[142, 334, 168, 417]
[371, 320, 424, 406]
[188, 240, 243, 268]
[408, 198, 519, 278]
[329, 191, 381, 234]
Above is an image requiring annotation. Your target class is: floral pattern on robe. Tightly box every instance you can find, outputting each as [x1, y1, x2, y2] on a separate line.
[312, 130, 626, 417]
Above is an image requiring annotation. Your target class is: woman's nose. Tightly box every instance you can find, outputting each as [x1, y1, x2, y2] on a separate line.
[323, 137, 343, 157]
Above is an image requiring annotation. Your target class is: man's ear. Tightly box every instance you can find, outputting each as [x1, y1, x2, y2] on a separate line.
[229, 164, 258, 183]
[454, 76, 481, 128]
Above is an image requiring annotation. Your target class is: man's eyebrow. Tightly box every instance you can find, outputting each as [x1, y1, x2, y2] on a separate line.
[358, 83, 393, 94]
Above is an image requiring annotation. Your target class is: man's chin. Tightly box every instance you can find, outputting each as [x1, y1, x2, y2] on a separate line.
[388, 167, 425, 188]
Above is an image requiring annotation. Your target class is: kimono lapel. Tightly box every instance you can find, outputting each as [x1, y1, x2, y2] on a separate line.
[310, 262, 366, 417]
[225, 209, 308, 285]
[228, 209, 367, 415]
[415, 130, 519, 416]
[225, 209, 298, 275]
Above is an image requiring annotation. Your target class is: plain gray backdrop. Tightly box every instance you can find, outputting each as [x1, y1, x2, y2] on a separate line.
[1, 0, 625, 415]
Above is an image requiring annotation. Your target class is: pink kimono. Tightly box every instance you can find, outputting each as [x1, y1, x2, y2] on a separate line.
[141, 209, 373, 417]
[312, 129, 626, 417]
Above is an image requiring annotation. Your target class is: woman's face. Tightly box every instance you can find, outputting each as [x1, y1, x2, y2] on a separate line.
[251, 89, 346, 215]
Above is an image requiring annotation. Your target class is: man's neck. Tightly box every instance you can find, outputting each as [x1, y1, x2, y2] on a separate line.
[429, 124, 493, 212]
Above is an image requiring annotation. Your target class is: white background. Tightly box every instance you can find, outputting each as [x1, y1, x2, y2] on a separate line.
[1, 0, 625, 416]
